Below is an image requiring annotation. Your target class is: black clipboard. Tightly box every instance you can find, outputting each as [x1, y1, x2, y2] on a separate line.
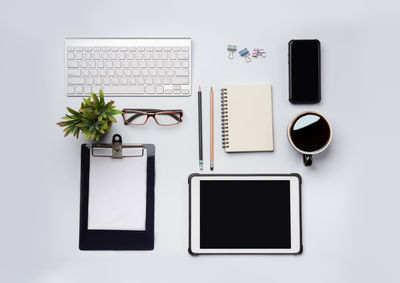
[79, 134, 155, 250]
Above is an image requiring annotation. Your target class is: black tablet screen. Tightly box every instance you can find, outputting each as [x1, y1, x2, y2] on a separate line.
[200, 180, 291, 249]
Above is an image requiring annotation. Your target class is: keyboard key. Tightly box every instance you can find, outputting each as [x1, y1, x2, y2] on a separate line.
[129, 78, 135, 84]
[103, 86, 145, 94]
[170, 53, 177, 60]
[97, 61, 104, 68]
[167, 69, 174, 76]
[67, 61, 79, 68]
[76, 47, 83, 51]
[156, 85, 163, 94]
[67, 52, 74, 60]
[103, 78, 110, 85]
[182, 89, 190, 94]
[146, 86, 155, 94]
[171, 77, 189, 85]
[113, 61, 121, 68]
[120, 78, 128, 85]
[133, 69, 140, 76]
[67, 86, 74, 94]
[84, 86, 92, 93]
[88, 61, 96, 68]
[179, 52, 189, 60]
[164, 47, 171, 51]
[102, 53, 109, 60]
[120, 47, 128, 52]
[111, 78, 119, 85]
[85, 53, 91, 60]
[161, 52, 168, 60]
[93, 52, 100, 60]
[67, 69, 81, 76]
[137, 78, 144, 84]
[102, 47, 110, 52]
[156, 61, 163, 68]
[94, 78, 102, 85]
[85, 78, 94, 85]
[118, 53, 126, 60]
[154, 77, 162, 85]
[146, 77, 153, 84]
[165, 89, 172, 94]
[144, 52, 151, 60]
[82, 69, 89, 76]
[181, 61, 189, 68]
[68, 77, 85, 85]
[94, 46, 101, 52]
[107, 69, 115, 76]
[131, 61, 138, 68]
[173, 47, 180, 51]
[150, 69, 157, 76]
[67, 47, 75, 51]
[182, 47, 189, 51]
[152, 53, 160, 60]
[76, 52, 83, 60]
[90, 69, 97, 76]
[141, 69, 149, 76]
[159, 69, 166, 76]
[116, 69, 123, 76]
[147, 61, 155, 68]
[175, 69, 189, 76]
[146, 47, 154, 51]
[164, 61, 172, 68]
[110, 53, 117, 60]
[104, 61, 112, 68]
[138, 61, 146, 68]
[173, 61, 180, 68]
[155, 46, 163, 52]
[173, 89, 181, 94]
[137, 47, 145, 52]
[85, 47, 92, 51]
[75, 86, 83, 93]
[111, 47, 119, 52]
[124, 69, 132, 76]
[80, 61, 87, 68]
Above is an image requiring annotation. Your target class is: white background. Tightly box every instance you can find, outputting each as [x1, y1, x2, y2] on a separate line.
[1, 0, 400, 282]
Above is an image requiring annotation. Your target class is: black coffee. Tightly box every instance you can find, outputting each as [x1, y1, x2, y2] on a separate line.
[290, 114, 331, 152]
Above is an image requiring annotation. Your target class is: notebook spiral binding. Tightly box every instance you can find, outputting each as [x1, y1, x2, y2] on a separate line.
[221, 88, 229, 149]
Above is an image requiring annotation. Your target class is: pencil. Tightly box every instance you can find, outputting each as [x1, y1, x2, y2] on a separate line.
[210, 87, 214, 171]
[198, 86, 203, 170]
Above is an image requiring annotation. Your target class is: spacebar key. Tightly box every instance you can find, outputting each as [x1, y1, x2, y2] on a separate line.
[102, 86, 145, 94]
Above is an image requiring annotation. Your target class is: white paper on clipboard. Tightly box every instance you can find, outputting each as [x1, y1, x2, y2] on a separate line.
[88, 149, 147, 230]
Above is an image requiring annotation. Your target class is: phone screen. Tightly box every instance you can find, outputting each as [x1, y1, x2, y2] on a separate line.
[289, 40, 320, 104]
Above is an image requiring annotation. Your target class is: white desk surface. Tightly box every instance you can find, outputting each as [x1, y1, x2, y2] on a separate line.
[1, 0, 400, 282]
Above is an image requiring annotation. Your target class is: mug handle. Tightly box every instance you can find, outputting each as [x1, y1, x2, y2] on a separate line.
[303, 154, 312, 166]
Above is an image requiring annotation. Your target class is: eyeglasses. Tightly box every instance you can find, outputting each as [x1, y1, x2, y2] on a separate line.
[122, 109, 183, 126]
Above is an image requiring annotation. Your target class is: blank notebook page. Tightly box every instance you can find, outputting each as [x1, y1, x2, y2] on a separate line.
[88, 150, 147, 230]
[225, 84, 274, 152]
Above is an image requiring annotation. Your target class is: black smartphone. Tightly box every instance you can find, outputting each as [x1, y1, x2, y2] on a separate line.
[289, 39, 321, 104]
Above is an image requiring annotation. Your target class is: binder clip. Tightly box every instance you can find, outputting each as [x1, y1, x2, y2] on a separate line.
[227, 44, 237, 59]
[252, 48, 266, 57]
[239, 48, 251, 63]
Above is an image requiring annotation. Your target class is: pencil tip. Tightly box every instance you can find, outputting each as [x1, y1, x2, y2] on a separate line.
[210, 87, 213, 93]
[198, 86, 201, 92]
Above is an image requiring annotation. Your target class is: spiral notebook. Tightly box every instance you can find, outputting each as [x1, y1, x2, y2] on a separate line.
[221, 84, 274, 152]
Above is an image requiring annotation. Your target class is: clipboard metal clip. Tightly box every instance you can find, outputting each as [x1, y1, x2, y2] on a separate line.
[92, 134, 144, 158]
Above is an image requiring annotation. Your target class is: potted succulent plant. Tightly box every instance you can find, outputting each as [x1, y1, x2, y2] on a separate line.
[57, 90, 122, 141]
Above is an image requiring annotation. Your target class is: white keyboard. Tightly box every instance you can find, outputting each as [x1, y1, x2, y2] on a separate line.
[65, 38, 191, 97]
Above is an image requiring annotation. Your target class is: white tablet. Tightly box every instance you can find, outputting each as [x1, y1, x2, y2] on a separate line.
[189, 174, 302, 255]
